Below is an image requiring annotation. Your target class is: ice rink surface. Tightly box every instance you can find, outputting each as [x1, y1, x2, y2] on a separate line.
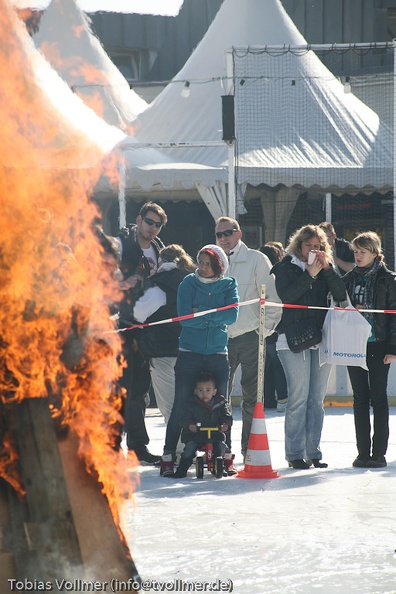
[122, 406, 396, 594]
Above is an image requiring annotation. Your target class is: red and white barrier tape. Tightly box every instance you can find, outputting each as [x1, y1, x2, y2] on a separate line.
[104, 298, 396, 335]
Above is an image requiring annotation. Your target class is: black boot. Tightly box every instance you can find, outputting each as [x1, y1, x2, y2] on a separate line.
[311, 459, 328, 468]
[170, 457, 192, 479]
[353, 455, 371, 468]
[134, 446, 161, 465]
[288, 459, 310, 470]
[368, 456, 387, 468]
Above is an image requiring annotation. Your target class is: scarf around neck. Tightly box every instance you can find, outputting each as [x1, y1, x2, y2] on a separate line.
[348, 259, 381, 326]
[194, 269, 222, 284]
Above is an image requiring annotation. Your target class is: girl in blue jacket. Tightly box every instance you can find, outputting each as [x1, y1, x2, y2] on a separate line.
[160, 244, 239, 477]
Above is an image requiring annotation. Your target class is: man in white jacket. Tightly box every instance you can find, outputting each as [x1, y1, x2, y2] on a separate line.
[215, 216, 281, 456]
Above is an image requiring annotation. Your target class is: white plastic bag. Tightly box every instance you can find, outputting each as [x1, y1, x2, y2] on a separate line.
[319, 297, 372, 370]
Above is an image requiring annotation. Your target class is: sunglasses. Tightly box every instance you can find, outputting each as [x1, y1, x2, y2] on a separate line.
[143, 217, 163, 229]
[215, 229, 238, 239]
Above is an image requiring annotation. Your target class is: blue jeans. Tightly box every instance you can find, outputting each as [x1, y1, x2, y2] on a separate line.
[164, 351, 230, 454]
[180, 438, 227, 465]
[278, 348, 331, 461]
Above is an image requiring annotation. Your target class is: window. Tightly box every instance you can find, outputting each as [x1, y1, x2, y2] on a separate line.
[108, 49, 158, 84]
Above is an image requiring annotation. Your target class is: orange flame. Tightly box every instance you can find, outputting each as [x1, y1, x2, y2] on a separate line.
[0, 0, 136, 524]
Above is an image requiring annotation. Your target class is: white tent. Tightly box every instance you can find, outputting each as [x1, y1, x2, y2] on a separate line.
[133, 0, 393, 225]
[232, 45, 392, 193]
[31, 0, 229, 220]
[33, 0, 148, 132]
[94, 137, 228, 226]
[1, 0, 125, 169]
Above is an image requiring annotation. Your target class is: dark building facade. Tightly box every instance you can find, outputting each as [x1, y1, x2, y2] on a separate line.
[89, 0, 223, 101]
[89, 0, 396, 97]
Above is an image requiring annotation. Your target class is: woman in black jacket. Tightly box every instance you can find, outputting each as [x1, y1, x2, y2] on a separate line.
[343, 231, 396, 468]
[133, 244, 196, 425]
[272, 225, 347, 470]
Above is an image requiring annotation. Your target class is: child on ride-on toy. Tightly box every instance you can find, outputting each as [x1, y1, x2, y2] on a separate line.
[171, 372, 233, 478]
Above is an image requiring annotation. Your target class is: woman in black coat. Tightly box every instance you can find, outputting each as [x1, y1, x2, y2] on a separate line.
[343, 231, 396, 469]
[272, 225, 346, 470]
[133, 244, 196, 424]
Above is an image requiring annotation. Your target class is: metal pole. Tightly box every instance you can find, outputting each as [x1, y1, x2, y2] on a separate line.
[122, 140, 225, 150]
[325, 193, 332, 222]
[228, 144, 236, 218]
[256, 284, 266, 404]
[225, 49, 236, 219]
[231, 42, 392, 53]
[118, 150, 126, 229]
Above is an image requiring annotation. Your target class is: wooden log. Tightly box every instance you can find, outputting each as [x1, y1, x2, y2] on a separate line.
[0, 479, 16, 584]
[57, 433, 139, 582]
[13, 397, 83, 579]
[6, 397, 139, 582]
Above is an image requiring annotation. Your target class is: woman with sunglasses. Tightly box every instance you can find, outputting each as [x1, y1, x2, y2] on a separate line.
[160, 244, 239, 477]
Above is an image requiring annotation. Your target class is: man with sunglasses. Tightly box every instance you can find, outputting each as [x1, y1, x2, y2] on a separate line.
[215, 216, 281, 459]
[115, 202, 167, 465]
[117, 203, 166, 296]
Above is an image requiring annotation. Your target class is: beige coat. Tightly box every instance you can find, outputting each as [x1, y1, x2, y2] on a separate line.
[227, 240, 281, 339]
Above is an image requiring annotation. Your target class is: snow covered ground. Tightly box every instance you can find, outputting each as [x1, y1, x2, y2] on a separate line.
[121, 405, 396, 594]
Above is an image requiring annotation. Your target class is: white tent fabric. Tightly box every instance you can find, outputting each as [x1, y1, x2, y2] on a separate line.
[1, 0, 125, 169]
[115, 139, 227, 191]
[133, 0, 392, 195]
[196, 180, 228, 220]
[95, 138, 228, 217]
[233, 46, 392, 193]
[31, 0, 227, 216]
[33, 0, 148, 131]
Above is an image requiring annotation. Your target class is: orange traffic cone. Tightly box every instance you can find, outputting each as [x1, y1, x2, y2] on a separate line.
[238, 402, 278, 479]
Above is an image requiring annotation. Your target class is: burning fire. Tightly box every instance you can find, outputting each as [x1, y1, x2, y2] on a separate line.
[0, 0, 136, 525]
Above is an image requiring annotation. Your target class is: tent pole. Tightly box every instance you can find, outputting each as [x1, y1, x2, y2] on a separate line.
[225, 49, 236, 219]
[325, 193, 332, 222]
[228, 144, 236, 218]
[118, 150, 126, 230]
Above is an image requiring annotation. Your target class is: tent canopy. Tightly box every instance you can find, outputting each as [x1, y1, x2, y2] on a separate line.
[33, 0, 148, 131]
[94, 137, 228, 221]
[32, 0, 228, 211]
[232, 45, 392, 194]
[1, 0, 125, 170]
[133, 0, 392, 196]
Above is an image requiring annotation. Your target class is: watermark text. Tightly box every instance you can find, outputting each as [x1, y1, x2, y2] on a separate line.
[6, 578, 233, 592]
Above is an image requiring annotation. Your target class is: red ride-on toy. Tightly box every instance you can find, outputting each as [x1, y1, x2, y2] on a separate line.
[195, 425, 226, 479]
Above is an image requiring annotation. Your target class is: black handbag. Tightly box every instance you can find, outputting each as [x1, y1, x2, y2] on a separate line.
[284, 318, 322, 354]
